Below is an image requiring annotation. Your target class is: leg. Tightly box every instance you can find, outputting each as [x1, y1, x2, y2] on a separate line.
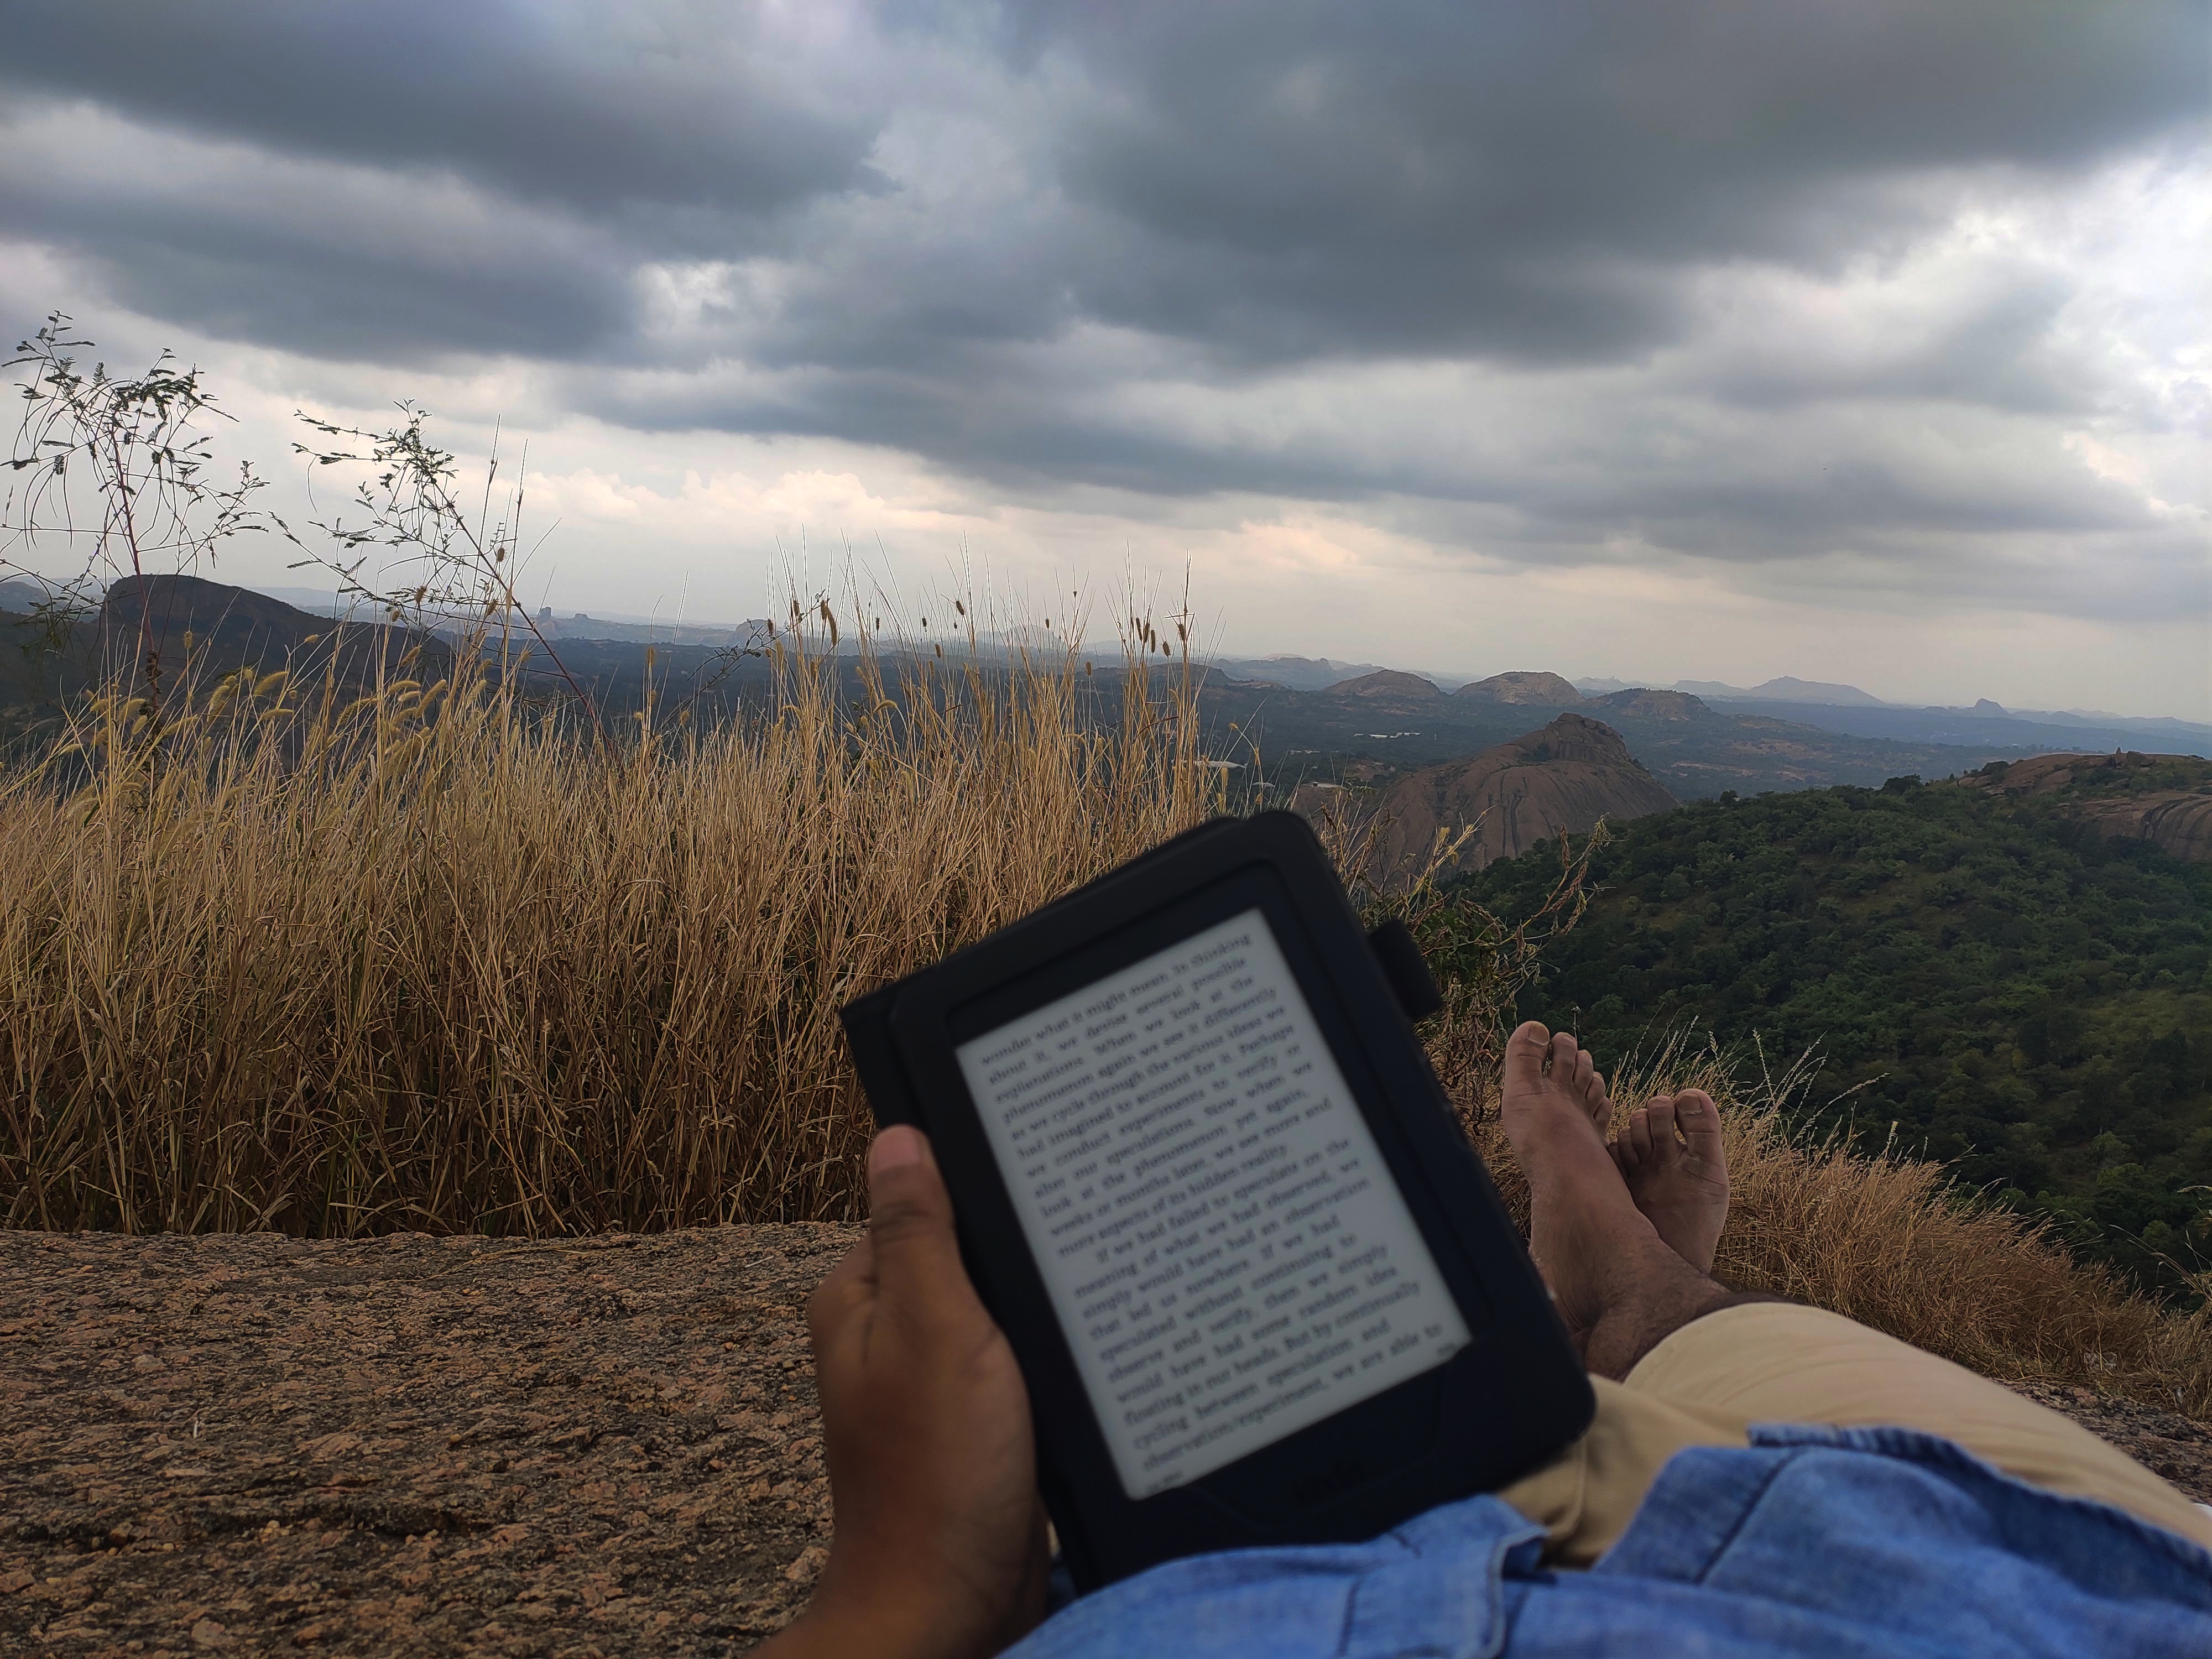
[1625, 1302, 2212, 1552]
[1495, 1020, 2212, 1557]
[1497, 1021, 1780, 1378]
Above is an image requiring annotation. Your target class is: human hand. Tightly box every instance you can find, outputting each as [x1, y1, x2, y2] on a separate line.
[759, 1126, 1050, 1659]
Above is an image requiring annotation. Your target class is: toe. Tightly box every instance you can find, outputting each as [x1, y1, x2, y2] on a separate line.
[1644, 1096, 1682, 1166]
[1611, 1124, 1639, 1174]
[1504, 1022, 1553, 1098]
[1583, 1066, 1611, 1134]
[1626, 1105, 1656, 1168]
[1547, 1032, 1580, 1081]
[1676, 1089, 1726, 1172]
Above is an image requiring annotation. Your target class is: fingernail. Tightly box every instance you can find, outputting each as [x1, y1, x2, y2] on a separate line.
[870, 1126, 926, 1177]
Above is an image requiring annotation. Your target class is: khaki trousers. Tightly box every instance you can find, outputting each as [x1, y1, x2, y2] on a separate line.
[1499, 1302, 2212, 1565]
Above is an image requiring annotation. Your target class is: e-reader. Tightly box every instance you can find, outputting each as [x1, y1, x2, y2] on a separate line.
[839, 811, 1593, 1590]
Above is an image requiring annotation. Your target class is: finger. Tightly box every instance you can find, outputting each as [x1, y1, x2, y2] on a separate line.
[807, 1233, 878, 1351]
[866, 1126, 979, 1316]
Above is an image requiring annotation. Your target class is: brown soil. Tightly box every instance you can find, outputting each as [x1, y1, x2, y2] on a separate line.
[5, 1228, 2206, 1658]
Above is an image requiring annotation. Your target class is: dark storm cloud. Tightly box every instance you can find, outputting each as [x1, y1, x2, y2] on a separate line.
[990, 0, 2205, 363]
[0, 145, 633, 361]
[1, 1, 883, 220]
[9, 0, 2199, 373]
[0, 0, 2203, 618]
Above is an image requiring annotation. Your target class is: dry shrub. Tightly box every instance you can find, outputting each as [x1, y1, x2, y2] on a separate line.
[0, 618, 1224, 1234]
[1463, 1036, 2212, 1420]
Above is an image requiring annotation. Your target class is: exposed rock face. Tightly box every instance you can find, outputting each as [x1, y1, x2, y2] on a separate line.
[1455, 670, 1583, 705]
[1329, 669, 1444, 700]
[1960, 751, 2212, 864]
[1586, 688, 1712, 722]
[2073, 794, 2212, 864]
[2, 1228, 2205, 1658]
[0, 1226, 851, 1656]
[1353, 712, 1679, 880]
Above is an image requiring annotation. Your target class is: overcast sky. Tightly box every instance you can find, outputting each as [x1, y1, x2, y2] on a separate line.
[3, 1, 2206, 714]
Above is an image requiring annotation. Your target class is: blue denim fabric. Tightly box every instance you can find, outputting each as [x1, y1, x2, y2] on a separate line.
[1008, 1425, 2212, 1658]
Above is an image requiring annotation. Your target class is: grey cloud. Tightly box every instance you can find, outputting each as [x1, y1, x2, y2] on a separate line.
[1, 0, 2204, 627]
[13, 0, 2200, 377]
[0, 101, 637, 362]
[2, 1, 884, 221]
[1002, 0, 2206, 363]
[1687, 276, 2097, 416]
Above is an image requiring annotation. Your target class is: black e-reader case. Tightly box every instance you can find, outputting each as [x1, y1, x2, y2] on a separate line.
[839, 811, 1593, 1590]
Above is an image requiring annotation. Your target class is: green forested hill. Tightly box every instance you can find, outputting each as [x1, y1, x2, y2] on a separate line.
[1455, 772, 2212, 1296]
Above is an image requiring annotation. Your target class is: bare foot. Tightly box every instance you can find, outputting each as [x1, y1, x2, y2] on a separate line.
[1610, 1091, 1730, 1275]
[1499, 1022, 1742, 1378]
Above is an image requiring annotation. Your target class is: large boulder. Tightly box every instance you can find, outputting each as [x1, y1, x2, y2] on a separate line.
[1959, 752, 2212, 863]
[1334, 712, 1679, 883]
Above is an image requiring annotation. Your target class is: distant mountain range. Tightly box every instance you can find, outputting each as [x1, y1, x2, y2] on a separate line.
[1201, 653, 1397, 691]
[1203, 653, 2205, 751]
[1671, 675, 1888, 707]
[1563, 672, 2209, 752]
[9, 577, 2204, 770]
[1203, 658, 2206, 761]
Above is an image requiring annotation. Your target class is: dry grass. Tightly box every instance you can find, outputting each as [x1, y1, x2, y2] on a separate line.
[1465, 1038, 2212, 1420]
[3, 611, 2209, 1423]
[0, 617, 1225, 1234]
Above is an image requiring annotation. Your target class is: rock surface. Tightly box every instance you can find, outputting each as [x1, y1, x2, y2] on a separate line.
[1356, 712, 1680, 880]
[2, 1227, 853, 1658]
[1959, 750, 2212, 863]
[5, 1228, 2206, 1659]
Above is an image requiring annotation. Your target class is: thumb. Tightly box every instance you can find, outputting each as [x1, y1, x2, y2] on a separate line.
[865, 1126, 974, 1311]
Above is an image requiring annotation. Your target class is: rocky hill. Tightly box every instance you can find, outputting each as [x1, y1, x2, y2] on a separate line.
[1329, 669, 1444, 701]
[102, 573, 335, 661]
[1455, 670, 1584, 705]
[1958, 751, 2212, 864]
[1303, 712, 1679, 881]
[1583, 687, 1709, 722]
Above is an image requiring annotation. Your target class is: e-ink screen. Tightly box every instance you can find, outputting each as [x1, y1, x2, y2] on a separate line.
[956, 910, 1471, 1499]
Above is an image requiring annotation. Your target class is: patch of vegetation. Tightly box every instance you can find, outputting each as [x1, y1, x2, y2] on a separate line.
[1455, 775, 2212, 1298]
